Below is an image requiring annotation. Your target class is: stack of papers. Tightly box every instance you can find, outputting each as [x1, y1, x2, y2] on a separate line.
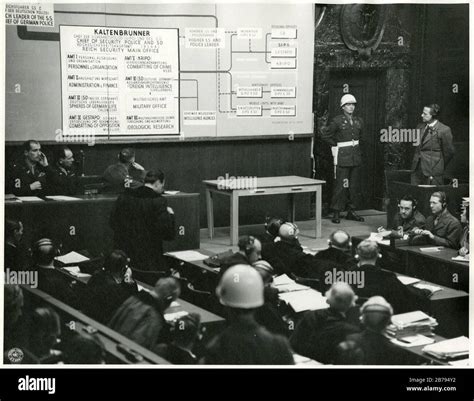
[368, 232, 390, 246]
[413, 283, 442, 294]
[273, 274, 309, 293]
[387, 311, 438, 339]
[422, 336, 469, 360]
[55, 251, 90, 265]
[61, 266, 91, 279]
[165, 250, 209, 262]
[279, 289, 329, 313]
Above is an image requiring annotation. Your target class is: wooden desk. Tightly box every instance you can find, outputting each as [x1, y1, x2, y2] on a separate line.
[5, 192, 200, 258]
[203, 176, 325, 245]
[352, 236, 469, 291]
[403, 246, 469, 292]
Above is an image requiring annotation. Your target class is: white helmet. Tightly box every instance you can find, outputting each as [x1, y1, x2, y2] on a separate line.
[340, 94, 357, 107]
[216, 264, 264, 309]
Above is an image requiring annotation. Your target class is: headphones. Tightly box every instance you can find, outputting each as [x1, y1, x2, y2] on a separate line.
[398, 196, 417, 211]
[32, 238, 60, 258]
[432, 191, 448, 209]
[279, 222, 299, 238]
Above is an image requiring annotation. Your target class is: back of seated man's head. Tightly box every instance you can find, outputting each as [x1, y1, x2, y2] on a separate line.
[104, 250, 129, 276]
[152, 277, 181, 309]
[328, 230, 351, 251]
[5, 219, 23, 242]
[238, 235, 262, 264]
[30, 306, 61, 357]
[325, 282, 357, 313]
[172, 313, 202, 346]
[63, 332, 105, 364]
[5, 284, 24, 326]
[356, 240, 379, 265]
[278, 222, 299, 242]
[118, 148, 135, 164]
[360, 296, 393, 333]
[265, 217, 284, 238]
[252, 260, 274, 286]
[33, 238, 57, 266]
[144, 169, 165, 193]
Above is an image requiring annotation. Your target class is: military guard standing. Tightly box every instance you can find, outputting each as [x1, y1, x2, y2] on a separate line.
[323, 94, 365, 224]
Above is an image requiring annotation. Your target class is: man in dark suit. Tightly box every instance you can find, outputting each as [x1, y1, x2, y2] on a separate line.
[5, 219, 25, 271]
[218, 235, 262, 278]
[351, 240, 422, 314]
[290, 282, 361, 364]
[272, 222, 320, 278]
[314, 230, 357, 291]
[103, 148, 146, 193]
[411, 104, 455, 185]
[411, 191, 462, 249]
[110, 169, 176, 271]
[322, 94, 365, 224]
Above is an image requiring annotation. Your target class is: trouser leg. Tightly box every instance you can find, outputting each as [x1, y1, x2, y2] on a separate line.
[347, 165, 361, 211]
[330, 166, 349, 212]
[411, 164, 427, 185]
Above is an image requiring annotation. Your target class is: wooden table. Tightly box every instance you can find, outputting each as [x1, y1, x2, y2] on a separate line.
[203, 176, 325, 245]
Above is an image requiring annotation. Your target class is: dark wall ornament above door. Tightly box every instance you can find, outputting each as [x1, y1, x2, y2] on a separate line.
[340, 4, 388, 58]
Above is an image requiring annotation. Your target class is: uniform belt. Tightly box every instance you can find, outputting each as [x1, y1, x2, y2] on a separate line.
[338, 140, 359, 147]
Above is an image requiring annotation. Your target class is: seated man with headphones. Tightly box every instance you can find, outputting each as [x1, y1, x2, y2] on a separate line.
[273, 222, 321, 278]
[218, 235, 263, 278]
[378, 195, 426, 238]
[32, 238, 81, 309]
[411, 191, 462, 249]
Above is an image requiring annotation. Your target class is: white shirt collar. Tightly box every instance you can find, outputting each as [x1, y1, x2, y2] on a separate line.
[428, 120, 438, 128]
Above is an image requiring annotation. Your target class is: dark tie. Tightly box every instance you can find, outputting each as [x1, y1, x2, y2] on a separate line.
[421, 124, 430, 143]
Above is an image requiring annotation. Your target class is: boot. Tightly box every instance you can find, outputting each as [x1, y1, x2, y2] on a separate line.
[332, 211, 341, 224]
[346, 210, 365, 222]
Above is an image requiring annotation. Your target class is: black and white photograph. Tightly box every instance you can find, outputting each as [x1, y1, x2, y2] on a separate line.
[1, 1, 472, 399]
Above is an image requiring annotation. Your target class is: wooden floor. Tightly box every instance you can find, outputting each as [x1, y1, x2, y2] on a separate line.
[200, 209, 387, 254]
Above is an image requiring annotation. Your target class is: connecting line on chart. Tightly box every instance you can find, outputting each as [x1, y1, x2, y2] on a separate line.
[174, 78, 199, 110]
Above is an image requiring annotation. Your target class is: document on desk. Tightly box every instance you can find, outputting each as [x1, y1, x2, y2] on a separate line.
[166, 250, 209, 262]
[368, 232, 390, 246]
[279, 289, 328, 313]
[397, 276, 420, 285]
[422, 336, 469, 359]
[419, 247, 443, 253]
[273, 274, 295, 286]
[276, 282, 310, 293]
[413, 283, 442, 293]
[164, 190, 180, 195]
[164, 310, 189, 322]
[451, 255, 469, 262]
[45, 195, 81, 201]
[391, 334, 435, 348]
[55, 251, 90, 265]
[61, 266, 91, 279]
[17, 196, 44, 202]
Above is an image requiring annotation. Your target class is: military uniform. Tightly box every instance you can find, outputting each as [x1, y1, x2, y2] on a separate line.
[7, 159, 51, 196]
[323, 113, 364, 213]
[392, 210, 426, 234]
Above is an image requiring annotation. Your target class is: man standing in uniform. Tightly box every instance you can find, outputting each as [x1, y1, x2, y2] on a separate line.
[323, 94, 365, 224]
[411, 104, 455, 185]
